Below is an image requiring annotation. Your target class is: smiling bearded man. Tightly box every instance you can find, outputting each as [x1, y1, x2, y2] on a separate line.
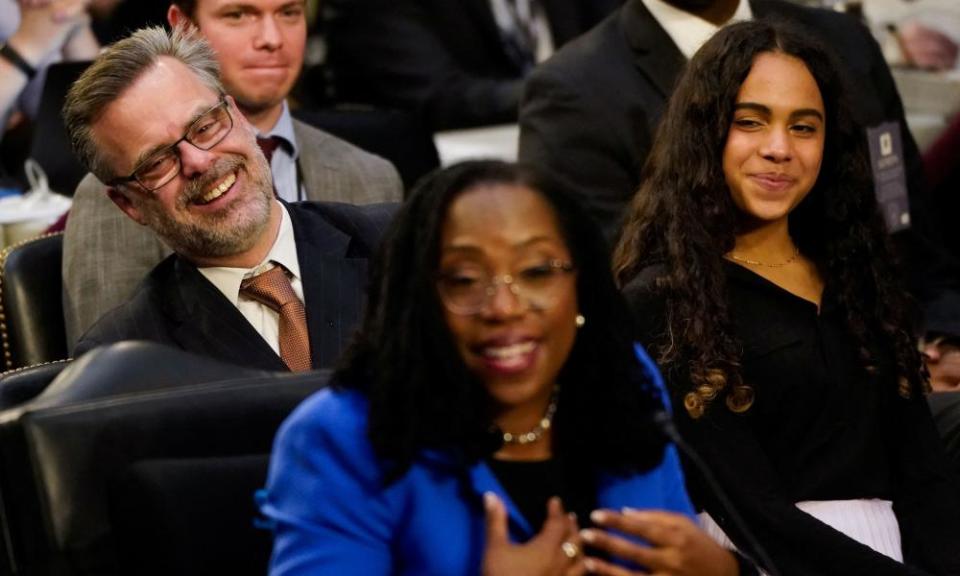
[62, 0, 404, 347]
[64, 26, 395, 371]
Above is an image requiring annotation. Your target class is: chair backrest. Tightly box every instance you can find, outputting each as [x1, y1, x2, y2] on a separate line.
[30, 61, 92, 197]
[110, 454, 274, 576]
[0, 232, 67, 371]
[0, 341, 327, 575]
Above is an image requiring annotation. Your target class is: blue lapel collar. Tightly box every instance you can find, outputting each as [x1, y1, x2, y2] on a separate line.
[467, 459, 536, 538]
[418, 448, 536, 539]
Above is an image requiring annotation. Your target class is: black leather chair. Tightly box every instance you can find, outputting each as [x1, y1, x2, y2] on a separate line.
[0, 232, 67, 371]
[0, 359, 71, 411]
[110, 454, 274, 576]
[0, 341, 327, 575]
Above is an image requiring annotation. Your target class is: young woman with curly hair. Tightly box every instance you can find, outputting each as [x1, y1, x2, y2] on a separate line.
[614, 19, 960, 575]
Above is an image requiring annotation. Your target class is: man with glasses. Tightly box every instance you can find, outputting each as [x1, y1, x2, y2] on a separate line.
[63, 0, 402, 345]
[64, 25, 393, 371]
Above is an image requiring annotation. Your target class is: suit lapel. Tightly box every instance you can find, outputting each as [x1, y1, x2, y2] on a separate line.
[621, 0, 686, 99]
[165, 258, 288, 371]
[468, 459, 536, 538]
[287, 204, 367, 368]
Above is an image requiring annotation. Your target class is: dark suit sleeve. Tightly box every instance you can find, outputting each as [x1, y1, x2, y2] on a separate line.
[890, 393, 960, 574]
[849, 18, 927, 224]
[844, 12, 960, 331]
[327, 0, 522, 130]
[519, 63, 639, 240]
[71, 297, 166, 357]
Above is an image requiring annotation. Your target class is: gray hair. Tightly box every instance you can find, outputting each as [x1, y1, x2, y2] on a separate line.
[63, 25, 224, 182]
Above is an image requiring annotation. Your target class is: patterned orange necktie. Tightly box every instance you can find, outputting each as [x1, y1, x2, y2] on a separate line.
[239, 265, 312, 372]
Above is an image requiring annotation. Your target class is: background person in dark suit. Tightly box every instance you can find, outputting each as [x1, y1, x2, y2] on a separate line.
[323, 0, 622, 130]
[63, 0, 403, 345]
[64, 26, 393, 370]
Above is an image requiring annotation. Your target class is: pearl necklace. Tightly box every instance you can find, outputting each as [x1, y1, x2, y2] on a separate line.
[729, 246, 800, 268]
[500, 388, 558, 446]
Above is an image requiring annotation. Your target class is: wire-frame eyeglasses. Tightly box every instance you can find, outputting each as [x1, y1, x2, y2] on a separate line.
[436, 259, 576, 315]
[107, 97, 233, 192]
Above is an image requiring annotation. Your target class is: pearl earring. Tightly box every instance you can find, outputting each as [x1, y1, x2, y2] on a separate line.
[575, 314, 586, 328]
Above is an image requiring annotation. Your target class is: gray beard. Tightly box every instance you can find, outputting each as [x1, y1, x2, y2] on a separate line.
[140, 151, 275, 260]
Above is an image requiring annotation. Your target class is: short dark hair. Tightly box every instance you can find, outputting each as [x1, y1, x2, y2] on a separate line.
[171, 0, 197, 18]
[613, 20, 923, 417]
[337, 160, 669, 481]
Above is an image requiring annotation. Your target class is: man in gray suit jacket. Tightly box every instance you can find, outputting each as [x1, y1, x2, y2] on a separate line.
[64, 25, 395, 371]
[63, 0, 402, 345]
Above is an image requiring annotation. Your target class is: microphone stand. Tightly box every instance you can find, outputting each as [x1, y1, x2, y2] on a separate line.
[653, 411, 781, 576]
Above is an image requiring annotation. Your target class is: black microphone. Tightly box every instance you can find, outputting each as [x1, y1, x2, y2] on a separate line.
[652, 411, 781, 576]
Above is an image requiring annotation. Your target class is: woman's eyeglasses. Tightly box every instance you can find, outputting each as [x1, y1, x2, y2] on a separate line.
[437, 259, 576, 315]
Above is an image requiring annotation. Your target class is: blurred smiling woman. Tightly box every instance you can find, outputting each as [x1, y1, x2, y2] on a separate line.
[259, 161, 740, 575]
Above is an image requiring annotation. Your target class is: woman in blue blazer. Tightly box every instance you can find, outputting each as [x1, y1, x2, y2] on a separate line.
[259, 161, 741, 575]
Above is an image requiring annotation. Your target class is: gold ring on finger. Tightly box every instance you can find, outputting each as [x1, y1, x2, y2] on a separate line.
[561, 541, 580, 560]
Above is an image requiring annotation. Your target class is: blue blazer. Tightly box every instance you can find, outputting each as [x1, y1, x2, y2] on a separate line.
[259, 386, 695, 575]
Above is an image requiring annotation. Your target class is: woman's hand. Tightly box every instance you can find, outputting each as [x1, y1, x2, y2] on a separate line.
[580, 509, 739, 576]
[482, 493, 587, 576]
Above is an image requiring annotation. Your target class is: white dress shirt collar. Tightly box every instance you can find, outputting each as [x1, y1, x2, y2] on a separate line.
[642, 0, 753, 60]
[198, 201, 302, 306]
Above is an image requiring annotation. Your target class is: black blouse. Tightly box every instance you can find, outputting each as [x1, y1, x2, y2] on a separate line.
[485, 457, 597, 534]
[486, 458, 564, 531]
[626, 262, 960, 576]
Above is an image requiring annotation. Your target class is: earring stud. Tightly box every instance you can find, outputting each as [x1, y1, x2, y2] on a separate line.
[575, 314, 586, 328]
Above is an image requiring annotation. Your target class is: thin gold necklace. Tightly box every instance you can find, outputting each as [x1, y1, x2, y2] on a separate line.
[729, 246, 800, 268]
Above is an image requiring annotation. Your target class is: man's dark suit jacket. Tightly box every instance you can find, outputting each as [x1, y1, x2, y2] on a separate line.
[74, 201, 397, 371]
[325, 0, 621, 130]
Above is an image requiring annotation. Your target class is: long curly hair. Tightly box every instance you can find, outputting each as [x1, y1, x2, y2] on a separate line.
[337, 160, 668, 482]
[612, 20, 925, 419]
